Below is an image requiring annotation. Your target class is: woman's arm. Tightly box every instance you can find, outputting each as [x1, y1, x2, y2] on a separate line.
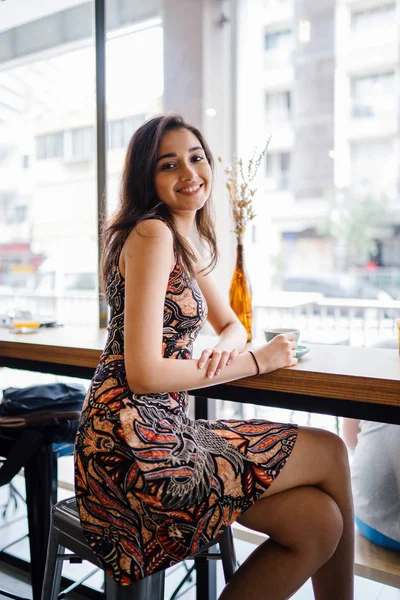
[187, 239, 248, 376]
[122, 220, 295, 394]
[342, 418, 360, 451]
[122, 220, 257, 392]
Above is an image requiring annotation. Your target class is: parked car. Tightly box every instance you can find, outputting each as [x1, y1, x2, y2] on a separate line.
[281, 273, 394, 302]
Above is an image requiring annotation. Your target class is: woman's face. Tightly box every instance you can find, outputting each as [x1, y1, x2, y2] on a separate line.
[154, 128, 212, 216]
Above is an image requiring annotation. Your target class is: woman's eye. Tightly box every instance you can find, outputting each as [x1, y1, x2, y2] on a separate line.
[192, 155, 204, 162]
[160, 162, 176, 170]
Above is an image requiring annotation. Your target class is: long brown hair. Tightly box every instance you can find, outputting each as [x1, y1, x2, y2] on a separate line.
[101, 113, 219, 291]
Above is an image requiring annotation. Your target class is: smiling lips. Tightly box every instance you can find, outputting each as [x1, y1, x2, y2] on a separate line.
[177, 183, 203, 195]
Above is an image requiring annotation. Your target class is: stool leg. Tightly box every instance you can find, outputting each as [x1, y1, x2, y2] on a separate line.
[104, 571, 165, 600]
[195, 553, 217, 600]
[41, 527, 65, 600]
[219, 527, 237, 583]
[26, 444, 54, 600]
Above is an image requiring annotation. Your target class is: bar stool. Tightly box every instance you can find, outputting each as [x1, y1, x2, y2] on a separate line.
[0, 434, 76, 600]
[41, 496, 238, 600]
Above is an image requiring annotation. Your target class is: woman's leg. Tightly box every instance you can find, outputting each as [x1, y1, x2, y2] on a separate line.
[219, 485, 343, 600]
[220, 426, 354, 600]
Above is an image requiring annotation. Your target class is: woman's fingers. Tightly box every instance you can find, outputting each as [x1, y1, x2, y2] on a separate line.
[226, 348, 238, 367]
[198, 349, 212, 369]
[207, 350, 225, 378]
[198, 348, 239, 378]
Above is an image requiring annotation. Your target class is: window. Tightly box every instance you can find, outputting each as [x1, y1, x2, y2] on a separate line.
[352, 3, 395, 31]
[0, 192, 26, 224]
[351, 140, 395, 190]
[0, 0, 97, 319]
[265, 90, 291, 121]
[14, 205, 28, 224]
[266, 152, 291, 189]
[351, 72, 395, 119]
[71, 127, 94, 159]
[239, 1, 400, 347]
[106, 18, 163, 215]
[265, 29, 293, 52]
[108, 115, 147, 151]
[36, 132, 64, 160]
[0, 191, 17, 223]
[0, 145, 12, 164]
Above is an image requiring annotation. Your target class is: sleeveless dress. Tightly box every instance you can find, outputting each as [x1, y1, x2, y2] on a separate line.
[74, 244, 298, 586]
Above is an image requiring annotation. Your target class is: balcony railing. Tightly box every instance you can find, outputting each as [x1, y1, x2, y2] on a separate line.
[0, 290, 98, 328]
[1, 290, 399, 348]
[254, 293, 400, 347]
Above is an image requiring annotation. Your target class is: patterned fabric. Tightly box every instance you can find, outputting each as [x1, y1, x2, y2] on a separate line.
[74, 236, 298, 586]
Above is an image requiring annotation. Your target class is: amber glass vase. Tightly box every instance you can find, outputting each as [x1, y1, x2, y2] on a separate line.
[229, 242, 253, 341]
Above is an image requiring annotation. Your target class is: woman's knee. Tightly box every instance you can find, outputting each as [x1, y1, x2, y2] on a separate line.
[240, 486, 343, 563]
[294, 427, 350, 484]
[309, 428, 350, 480]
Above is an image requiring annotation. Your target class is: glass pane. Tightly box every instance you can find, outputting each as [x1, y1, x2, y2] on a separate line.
[238, 0, 400, 347]
[0, 0, 97, 327]
[265, 29, 293, 51]
[71, 127, 94, 159]
[351, 72, 395, 119]
[106, 4, 163, 215]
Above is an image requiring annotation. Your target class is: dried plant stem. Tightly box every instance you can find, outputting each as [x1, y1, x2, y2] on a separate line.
[219, 135, 271, 243]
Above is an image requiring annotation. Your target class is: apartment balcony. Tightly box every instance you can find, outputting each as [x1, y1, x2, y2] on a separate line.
[266, 122, 294, 150]
[264, 47, 294, 72]
[347, 107, 398, 140]
[350, 177, 398, 206]
[0, 221, 31, 244]
[262, 63, 294, 89]
[343, 38, 397, 74]
[264, 0, 294, 26]
[0, 165, 27, 190]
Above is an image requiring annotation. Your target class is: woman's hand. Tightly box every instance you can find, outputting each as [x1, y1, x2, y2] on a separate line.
[198, 345, 240, 378]
[254, 334, 298, 374]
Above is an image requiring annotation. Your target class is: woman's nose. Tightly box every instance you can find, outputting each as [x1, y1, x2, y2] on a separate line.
[180, 163, 196, 181]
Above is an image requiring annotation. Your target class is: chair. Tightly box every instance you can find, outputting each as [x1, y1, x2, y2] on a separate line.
[41, 497, 238, 600]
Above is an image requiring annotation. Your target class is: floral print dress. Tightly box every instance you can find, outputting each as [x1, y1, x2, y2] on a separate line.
[74, 243, 298, 586]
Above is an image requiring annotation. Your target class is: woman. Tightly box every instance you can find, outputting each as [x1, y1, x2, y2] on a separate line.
[75, 114, 354, 599]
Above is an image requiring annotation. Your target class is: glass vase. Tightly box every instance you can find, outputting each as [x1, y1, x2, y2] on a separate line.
[229, 242, 253, 342]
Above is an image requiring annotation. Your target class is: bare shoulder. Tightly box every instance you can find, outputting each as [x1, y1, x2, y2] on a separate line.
[123, 218, 173, 253]
[129, 218, 173, 246]
[136, 217, 172, 238]
[120, 219, 174, 275]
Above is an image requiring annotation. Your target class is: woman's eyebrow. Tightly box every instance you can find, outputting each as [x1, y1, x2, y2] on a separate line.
[157, 146, 203, 162]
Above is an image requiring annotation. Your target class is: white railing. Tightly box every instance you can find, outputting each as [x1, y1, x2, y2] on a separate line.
[1, 290, 399, 347]
[0, 291, 98, 328]
[254, 293, 400, 347]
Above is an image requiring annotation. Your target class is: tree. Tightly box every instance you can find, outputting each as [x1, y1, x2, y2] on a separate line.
[319, 187, 392, 269]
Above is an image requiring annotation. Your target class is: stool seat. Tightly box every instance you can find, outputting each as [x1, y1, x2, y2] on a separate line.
[47, 497, 102, 567]
[42, 496, 238, 600]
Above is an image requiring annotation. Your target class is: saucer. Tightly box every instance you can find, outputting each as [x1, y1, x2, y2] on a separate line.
[296, 345, 311, 359]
